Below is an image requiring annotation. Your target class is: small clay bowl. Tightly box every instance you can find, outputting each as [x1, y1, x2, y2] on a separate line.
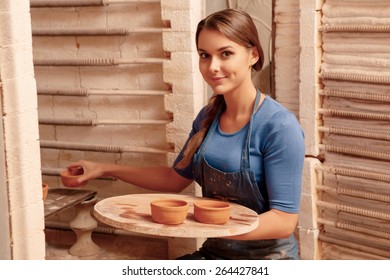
[42, 183, 49, 201]
[60, 166, 88, 187]
[194, 200, 231, 224]
[150, 199, 189, 225]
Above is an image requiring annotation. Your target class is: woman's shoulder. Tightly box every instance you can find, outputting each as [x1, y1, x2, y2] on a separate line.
[255, 95, 302, 132]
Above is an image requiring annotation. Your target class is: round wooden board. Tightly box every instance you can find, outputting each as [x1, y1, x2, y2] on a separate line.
[94, 193, 259, 238]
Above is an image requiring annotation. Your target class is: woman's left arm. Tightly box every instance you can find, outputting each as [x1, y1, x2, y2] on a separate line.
[226, 209, 298, 240]
[228, 112, 305, 241]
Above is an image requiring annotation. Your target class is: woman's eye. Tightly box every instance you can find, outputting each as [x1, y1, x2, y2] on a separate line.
[199, 53, 209, 59]
[222, 51, 232, 57]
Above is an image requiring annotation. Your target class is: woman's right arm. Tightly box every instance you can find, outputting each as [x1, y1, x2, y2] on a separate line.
[67, 106, 208, 192]
[67, 160, 193, 193]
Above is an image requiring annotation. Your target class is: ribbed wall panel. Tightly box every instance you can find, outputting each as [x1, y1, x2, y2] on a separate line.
[318, 0, 390, 259]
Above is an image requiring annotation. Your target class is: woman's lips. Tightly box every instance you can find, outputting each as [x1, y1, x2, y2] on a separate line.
[210, 76, 225, 83]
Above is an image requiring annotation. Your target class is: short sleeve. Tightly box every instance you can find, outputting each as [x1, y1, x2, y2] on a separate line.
[263, 111, 305, 213]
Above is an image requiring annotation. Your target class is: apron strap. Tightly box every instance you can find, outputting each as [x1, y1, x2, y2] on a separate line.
[241, 90, 261, 170]
[196, 109, 221, 154]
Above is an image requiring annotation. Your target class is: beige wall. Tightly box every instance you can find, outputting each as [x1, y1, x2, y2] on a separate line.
[2, 0, 354, 261]
[0, 0, 283, 260]
[295, 0, 390, 260]
[1, 0, 206, 260]
[0, 0, 45, 259]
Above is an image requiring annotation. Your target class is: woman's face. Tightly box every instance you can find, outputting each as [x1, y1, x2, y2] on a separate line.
[197, 29, 258, 95]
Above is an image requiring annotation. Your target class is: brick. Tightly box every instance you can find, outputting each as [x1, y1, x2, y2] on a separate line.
[8, 171, 43, 208]
[163, 30, 196, 52]
[8, 200, 45, 259]
[161, 10, 202, 32]
[301, 123, 320, 156]
[1, 78, 38, 115]
[300, 11, 322, 47]
[302, 158, 322, 195]
[3, 112, 41, 178]
[0, 45, 34, 79]
[163, 53, 197, 75]
[8, 164, 45, 260]
[275, 0, 299, 13]
[298, 228, 321, 260]
[161, 0, 192, 10]
[299, 193, 319, 230]
[0, 11, 32, 46]
[299, 0, 325, 11]
[299, 82, 321, 156]
[163, 72, 194, 93]
[0, 0, 29, 12]
[299, 47, 322, 84]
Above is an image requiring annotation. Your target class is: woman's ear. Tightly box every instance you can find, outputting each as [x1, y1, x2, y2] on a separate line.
[251, 46, 260, 66]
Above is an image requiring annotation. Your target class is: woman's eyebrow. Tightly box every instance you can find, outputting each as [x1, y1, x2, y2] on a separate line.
[197, 46, 234, 52]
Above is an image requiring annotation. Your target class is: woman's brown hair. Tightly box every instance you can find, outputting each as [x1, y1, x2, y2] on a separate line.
[175, 9, 264, 169]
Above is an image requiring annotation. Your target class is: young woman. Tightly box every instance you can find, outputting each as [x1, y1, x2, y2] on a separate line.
[68, 9, 305, 260]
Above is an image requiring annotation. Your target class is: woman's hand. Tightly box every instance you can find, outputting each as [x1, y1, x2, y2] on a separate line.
[67, 160, 106, 187]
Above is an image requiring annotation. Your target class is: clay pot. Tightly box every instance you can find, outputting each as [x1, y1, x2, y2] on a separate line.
[60, 166, 88, 187]
[194, 200, 231, 224]
[150, 199, 189, 225]
[42, 183, 49, 201]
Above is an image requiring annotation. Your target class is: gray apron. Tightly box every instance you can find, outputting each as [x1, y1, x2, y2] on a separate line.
[191, 91, 299, 260]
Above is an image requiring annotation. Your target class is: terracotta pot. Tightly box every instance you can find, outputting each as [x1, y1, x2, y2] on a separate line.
[60, 166, 88, 187]
[42, 183, 49, 201]
[150, 199, 189, 225]
[194, 200, 231, 224]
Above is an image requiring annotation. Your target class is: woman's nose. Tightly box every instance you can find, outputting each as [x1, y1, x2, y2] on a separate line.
[209, 57, 220, 72]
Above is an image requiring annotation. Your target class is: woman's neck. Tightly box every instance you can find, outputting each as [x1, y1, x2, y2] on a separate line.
[223, 85, 257, 120]
[219, 85, 260, 133]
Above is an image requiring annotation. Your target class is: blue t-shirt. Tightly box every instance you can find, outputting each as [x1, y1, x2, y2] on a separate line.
[174, 96, 305, 213]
